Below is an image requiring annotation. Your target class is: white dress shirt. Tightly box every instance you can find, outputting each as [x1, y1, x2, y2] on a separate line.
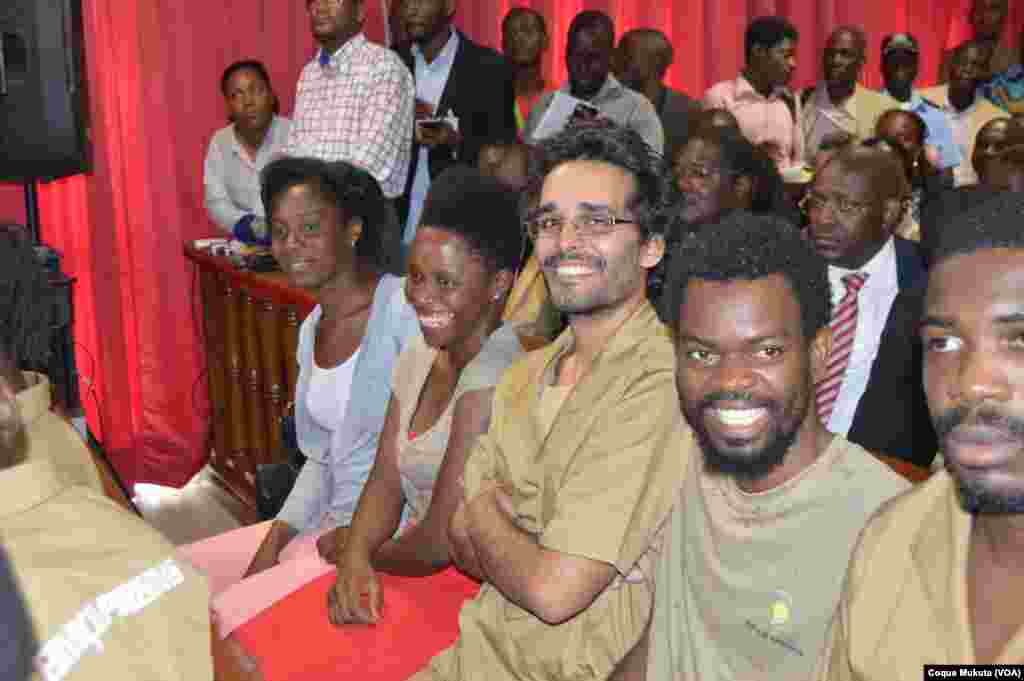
[404, 29, 460, 244]
[825, 238, 899, 436]
[203, 115, 291, 233]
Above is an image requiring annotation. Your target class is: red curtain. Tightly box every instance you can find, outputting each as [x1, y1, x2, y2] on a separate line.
[0, 0, 1017, 488]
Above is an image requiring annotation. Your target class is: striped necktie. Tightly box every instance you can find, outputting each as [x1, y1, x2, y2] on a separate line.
[816, 272, 868, 425]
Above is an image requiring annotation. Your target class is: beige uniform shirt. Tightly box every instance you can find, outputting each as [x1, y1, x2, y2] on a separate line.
[425, 301, 694, 680]
[799, 85, 899, 161]
[817, 471, 1024, 680]
[918, 85, 1006, 187]
[0, 457, 212, 680]
[647, 436, 909, 680]
[17, 372, 103, 494]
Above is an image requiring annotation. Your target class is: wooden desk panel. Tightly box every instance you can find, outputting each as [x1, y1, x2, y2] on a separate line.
[186, 245, 315, 508]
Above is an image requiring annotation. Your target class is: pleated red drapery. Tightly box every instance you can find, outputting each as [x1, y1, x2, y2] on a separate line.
[0, 0, 1018, 487]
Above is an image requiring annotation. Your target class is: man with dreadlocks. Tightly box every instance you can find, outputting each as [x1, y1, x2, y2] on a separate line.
[0, 225, 103, 492]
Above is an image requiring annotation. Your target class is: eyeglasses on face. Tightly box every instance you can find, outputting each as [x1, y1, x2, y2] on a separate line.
[799, 190, 873, 220]
[523, 213, 637, 241]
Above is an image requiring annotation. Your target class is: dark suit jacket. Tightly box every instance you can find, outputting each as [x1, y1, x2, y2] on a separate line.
[396, 31, 517, 223]
[846, 237, 938, 468]
[658, 86, 701, 161]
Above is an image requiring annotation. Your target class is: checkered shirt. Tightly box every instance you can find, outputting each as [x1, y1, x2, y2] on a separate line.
[284, 33, 415, 198]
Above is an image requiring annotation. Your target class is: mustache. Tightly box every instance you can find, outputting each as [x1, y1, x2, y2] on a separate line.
[697, 390, 773, 411]
[541, 252, 607, 271]
[934, 405, 1024, 441]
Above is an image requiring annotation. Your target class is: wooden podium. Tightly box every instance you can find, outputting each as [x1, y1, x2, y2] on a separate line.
[185, 244, 315, 509]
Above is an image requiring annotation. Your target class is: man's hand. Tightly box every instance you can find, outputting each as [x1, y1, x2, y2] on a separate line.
[448, 499, 486, 580]
[327, 554, 383, 626]
[316, 526, 350, 565]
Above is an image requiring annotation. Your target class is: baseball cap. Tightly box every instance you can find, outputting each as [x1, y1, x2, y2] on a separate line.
[882, 33, 919, 56]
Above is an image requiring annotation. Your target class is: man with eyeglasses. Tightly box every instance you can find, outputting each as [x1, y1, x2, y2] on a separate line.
[803, 146, 937, 468]
[284, 0, 415, 203]
[413, 125, 694, 681]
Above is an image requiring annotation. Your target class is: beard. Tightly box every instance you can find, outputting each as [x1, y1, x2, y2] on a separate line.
[935, 405, 1024, 515]
[542, 248, 642, 316]
[685, 388, 808, 483]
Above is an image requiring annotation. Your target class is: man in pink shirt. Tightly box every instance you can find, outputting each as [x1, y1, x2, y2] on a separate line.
[704, 16, 802, 170]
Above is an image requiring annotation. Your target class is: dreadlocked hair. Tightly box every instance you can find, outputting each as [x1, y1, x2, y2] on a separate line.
[0, 226, 56, 370]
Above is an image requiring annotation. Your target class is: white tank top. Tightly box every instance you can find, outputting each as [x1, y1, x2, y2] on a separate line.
[306, 346, 361, 434]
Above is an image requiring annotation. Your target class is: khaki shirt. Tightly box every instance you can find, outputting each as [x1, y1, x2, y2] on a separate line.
[16, 372, 103, 494]
[799, 85, 899, 161]
[427, 301, 694, 680]
[0, 457, 212, 680]
[817, 471, 1024, 680]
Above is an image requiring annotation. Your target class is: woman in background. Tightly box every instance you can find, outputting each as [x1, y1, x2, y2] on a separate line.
[203, 60, 290, 245]
[181, 158, 417, 642]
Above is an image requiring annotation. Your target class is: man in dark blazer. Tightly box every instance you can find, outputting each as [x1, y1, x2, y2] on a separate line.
[804, 146, 937, 468]
[395, 0, 517, 243]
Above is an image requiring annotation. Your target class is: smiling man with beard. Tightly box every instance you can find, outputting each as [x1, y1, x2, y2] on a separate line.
[817, 190, 1024, 679]
[414, 125, 692, 681]
[614, 211, 908, 681]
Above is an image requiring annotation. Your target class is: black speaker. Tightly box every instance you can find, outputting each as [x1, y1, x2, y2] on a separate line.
[0, 0, 90, 182]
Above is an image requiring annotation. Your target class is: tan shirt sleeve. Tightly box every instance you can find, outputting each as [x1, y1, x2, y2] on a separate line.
[539, 367, 692, 575]
[815, 513, 885, 681]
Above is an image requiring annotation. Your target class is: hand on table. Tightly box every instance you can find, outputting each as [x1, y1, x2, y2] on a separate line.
[327, 554, 383, 626]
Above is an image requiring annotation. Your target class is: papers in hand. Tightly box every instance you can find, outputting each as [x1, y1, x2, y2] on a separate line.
[530, 92, 602, 141]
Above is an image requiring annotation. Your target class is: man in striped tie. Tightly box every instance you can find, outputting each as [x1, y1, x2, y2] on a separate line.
[803, 146, 936, 469]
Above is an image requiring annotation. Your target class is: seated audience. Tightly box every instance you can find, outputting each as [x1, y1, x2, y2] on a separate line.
[0, 225, 104, 494]
[800, 27, 898, 161]
[0, 345, 212, 680]
[229, 167, 532, 681]
[673, 128, 789, 227]
[179, 159, 418, 642]
[615, 28, 701, 159]
[802, 147, 937, 466]
[705, 16, 801, 169]
[397, 0, 517, 243]
[980, 24, 1024, 114]
[416, 125, 692, 680]
[879, 33, 962, 172]
[501, 7, 549, 136]
[817, 190, 1024, 677]
[617, 211, 909, 680]
[524, 11, 665, 153]
[284, 0, 414, 203]
[204, 60, 290, 245]
[921, 40, 1006, 186]
[972, 116, 1020, 185]
[939, 0, 1013, 82]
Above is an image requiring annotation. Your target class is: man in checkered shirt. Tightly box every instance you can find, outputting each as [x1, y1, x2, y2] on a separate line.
[285, 0, 415, 201]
